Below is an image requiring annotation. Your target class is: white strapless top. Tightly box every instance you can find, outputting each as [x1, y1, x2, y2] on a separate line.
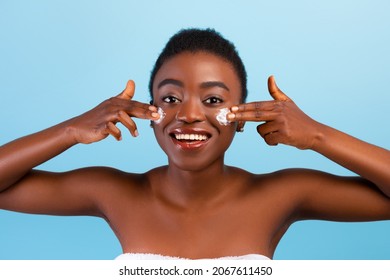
[115, 253, 271, 260]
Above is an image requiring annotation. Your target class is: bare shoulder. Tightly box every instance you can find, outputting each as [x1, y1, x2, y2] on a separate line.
[246, 168, 390, 222]
[60, 166, 142, 184]
[248, 168, 370, 191]
[58, 166, 152, 202]
[0, 166, 150, 217]
[240, 168, 327, 192]
[55, 166, 153, 188]
[235, 168, 316, 210]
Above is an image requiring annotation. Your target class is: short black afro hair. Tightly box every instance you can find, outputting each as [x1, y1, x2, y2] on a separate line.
[149, 28, 247, 102]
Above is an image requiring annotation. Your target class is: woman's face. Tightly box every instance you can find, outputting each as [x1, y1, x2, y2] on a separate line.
[152, 51, 242, 171]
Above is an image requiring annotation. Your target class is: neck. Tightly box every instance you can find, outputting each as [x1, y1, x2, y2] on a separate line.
[158, 159, 230, 210]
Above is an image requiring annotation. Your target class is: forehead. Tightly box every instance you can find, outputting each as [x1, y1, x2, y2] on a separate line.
[153, 51, 241, 92]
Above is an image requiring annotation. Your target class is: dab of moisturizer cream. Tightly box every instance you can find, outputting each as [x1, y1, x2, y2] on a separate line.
[216, 108, 231, 126]
[153, 107, 166, 124]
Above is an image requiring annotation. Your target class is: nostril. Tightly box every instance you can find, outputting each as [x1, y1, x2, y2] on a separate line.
[175, 105, 206, 123]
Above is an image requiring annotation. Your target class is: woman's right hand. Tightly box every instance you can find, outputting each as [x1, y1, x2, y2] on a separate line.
[67, 80, 160, 144]
[0, 80, 159, 192]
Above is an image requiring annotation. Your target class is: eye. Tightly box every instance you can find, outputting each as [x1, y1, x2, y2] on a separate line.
[162, 96, 181, 103]
[204, 96, 223, 104]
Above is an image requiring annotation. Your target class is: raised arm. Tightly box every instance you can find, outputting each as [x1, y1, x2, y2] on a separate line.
[228, 76, 390, 196]
[0, 81, 159, 213]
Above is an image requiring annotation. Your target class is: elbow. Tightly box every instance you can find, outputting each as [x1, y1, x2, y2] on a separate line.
[0, 178, 18, 194]
[375, 181, 390, 199]
[378, 177, 390, 198]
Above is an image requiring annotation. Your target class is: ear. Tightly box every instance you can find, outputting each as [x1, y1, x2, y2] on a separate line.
[236, 121, 245, 132]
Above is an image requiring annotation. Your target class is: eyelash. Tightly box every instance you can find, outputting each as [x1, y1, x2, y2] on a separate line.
[162, 96, 223, 105]
[162, 96, 181, 103]
[204, 96, 223, 104]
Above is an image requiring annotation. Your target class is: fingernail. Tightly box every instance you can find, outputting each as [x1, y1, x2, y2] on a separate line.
[151, 112, 160, 118]
[227, 113, 235, 120]
[134, 130, 139, 137]
[231, 106, 239, 112]
[149, 105, 157, 111]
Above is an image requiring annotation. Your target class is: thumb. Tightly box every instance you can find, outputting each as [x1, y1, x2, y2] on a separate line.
[267, 75, 290, 101]
[117, 80, 135, 100]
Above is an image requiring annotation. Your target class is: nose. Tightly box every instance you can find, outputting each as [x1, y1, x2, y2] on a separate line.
[176, 98, 206, 123]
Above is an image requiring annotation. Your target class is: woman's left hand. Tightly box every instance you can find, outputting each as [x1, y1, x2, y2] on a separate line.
[227, 76, 321, 150]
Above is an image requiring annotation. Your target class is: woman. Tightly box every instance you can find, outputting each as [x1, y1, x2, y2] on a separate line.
[0, 28, 389, 260]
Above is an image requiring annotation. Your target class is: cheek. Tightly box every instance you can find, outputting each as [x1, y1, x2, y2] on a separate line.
[206, 107, 237, 131]
[151, 105, 237, 131]
[152, 107, 166, 125]
[152, 106, 174, 127]
[215, 107, 231, 126]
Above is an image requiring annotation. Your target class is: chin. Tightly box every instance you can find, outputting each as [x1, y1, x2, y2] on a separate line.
[168, 155, 224, 172]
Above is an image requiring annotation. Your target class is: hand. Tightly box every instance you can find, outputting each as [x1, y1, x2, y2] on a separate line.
[67, 80, 160, 144]
[228, 76, 320, 150]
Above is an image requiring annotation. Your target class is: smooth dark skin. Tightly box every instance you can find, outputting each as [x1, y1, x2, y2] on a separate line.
[0, 51, 389, 259]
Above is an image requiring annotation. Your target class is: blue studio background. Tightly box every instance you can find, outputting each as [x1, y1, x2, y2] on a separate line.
[0, 0, 389, 259]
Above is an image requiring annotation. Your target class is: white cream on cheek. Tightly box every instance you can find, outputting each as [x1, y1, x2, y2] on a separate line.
[153, 107, 166, 124]
[153, 107, 231, 126]
[216, 108, 231, 126]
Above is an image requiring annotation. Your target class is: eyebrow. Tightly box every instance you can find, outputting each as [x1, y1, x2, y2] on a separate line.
[200, 81, 230, 91]
[157, 79, 230, 91]
[157, 79, 184, 89]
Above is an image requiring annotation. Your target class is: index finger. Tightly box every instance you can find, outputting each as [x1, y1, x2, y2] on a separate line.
[123, 100, 160, 120]
[227, 110, 278, 122]
[231, 100, 277, 113]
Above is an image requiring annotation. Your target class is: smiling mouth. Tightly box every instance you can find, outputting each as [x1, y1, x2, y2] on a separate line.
[171, 133, 210, 142]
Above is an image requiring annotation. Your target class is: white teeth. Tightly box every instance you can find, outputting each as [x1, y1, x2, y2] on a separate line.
[174, 134, 208, 141]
